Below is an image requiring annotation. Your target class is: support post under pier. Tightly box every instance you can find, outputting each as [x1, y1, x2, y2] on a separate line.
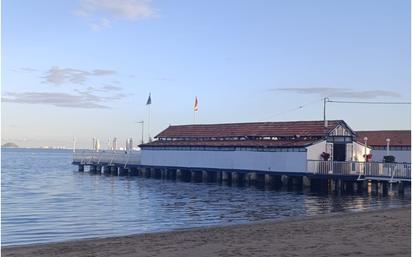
[110, 166, 118, 176]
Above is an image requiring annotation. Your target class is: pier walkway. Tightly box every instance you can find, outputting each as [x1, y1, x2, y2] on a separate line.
[73, 150, 411, 194]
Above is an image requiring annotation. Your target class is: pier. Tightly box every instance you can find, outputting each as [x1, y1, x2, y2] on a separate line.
[73, 149, 410, 194]
[73, 120, 411, 194]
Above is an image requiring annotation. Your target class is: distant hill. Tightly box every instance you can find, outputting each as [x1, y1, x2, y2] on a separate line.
[2, 142, 19, 148]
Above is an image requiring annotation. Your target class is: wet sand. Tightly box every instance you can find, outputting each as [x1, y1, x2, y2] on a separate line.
[3, 207, 410, 257]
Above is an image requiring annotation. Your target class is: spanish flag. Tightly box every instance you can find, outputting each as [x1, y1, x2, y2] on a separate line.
[194, 96, 199, 112]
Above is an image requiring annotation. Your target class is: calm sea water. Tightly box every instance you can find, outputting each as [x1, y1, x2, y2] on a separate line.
[1, 148, 410, 246]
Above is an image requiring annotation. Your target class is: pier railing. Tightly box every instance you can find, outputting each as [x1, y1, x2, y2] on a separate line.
[73, 150, 141, 166]
[307, 160, 411, 179]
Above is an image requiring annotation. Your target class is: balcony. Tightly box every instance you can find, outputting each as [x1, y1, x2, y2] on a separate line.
[307, 160, 411, 181]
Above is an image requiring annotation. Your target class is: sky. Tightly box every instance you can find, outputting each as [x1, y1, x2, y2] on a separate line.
[1, 0, 411, 148]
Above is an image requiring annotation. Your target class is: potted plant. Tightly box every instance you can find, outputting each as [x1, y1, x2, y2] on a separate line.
[320, 152, 330, 161]
[363, 153, 372, 162]
[383, 155, 395, 163]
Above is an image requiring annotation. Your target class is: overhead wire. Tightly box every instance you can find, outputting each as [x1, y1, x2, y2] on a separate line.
[327, 100, 411, 105]
[263, 98, 324, 120]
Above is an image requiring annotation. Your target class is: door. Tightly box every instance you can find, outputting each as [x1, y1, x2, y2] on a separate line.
[333, 143, 346, 161]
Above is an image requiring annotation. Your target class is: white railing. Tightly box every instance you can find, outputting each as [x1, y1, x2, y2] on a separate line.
[307, 160, 411, 179]
[73, 150, 141, 166]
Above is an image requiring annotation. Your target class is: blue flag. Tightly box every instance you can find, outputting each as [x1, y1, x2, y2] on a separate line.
[146, 93, 151, 105]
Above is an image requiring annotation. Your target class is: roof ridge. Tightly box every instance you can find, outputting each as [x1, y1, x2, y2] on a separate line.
[168, 120, 343, 127]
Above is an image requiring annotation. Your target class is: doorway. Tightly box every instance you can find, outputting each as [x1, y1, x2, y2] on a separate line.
[333, 143, 346, 161]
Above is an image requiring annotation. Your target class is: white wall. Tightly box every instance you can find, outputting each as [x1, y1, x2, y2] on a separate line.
[371, 150, 411, 163]
[306, 141, 326, 160]
[353, 141, 371, 162]
[141, 149, 307, 173]
[307, 141, 373, 162]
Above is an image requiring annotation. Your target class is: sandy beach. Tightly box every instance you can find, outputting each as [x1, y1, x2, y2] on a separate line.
[2, 207, 410, 257]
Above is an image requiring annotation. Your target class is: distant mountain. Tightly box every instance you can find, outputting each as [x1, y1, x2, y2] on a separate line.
[2, 142, 19, 148]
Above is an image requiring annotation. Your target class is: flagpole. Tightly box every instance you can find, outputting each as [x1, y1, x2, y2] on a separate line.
[148, 103, 151, 142]
[146, 93, 152, 142]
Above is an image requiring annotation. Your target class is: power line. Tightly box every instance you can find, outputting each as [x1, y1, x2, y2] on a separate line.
[264, 98, 323, 120]
[327, 100, 411, 105]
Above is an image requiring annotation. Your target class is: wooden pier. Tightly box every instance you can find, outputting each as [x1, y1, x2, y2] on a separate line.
[73, 150, 410, 194]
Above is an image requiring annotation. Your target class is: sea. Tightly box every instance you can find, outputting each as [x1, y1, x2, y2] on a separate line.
[1, 148, 410, 246]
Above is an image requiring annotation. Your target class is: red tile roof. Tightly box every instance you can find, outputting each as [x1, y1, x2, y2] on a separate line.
[142, 139, 319, 148]
[155, 120, 347, 139]
[356, 130, 411, 147]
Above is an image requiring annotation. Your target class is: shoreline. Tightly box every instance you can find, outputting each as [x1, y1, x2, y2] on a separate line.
[3, 206, 409, 248]
[3, 207, 411, 257]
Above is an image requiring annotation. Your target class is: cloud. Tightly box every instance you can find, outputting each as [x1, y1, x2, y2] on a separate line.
[92, 69, 116, 76]
[11, 67, 39, 73]
[90, 18, 112, 31]
[272, 87, 401, 99]
[43, 67, 116, 85]
[75, 0, 156, 29]
[102, 85, 122, 91]
[2, 91, 111, 109]
[20, 67, 38, 73]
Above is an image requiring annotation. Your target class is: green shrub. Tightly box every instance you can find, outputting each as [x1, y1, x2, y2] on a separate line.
[383, 155, 395, 163]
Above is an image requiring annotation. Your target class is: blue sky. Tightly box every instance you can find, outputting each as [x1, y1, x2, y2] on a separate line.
[2, 0, 411, 148]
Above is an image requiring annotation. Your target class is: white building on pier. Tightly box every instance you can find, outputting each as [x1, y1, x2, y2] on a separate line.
[139, 120, 372, 173]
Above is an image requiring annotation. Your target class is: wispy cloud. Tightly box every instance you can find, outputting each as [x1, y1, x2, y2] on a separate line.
[75, 0, 156, 30]
[19, 67, 38, 73]
[2, 91, 112, 109]
[43, 67, 116, 85]
[272, 87, 401, 99]
[102, 85, 122, 91]
[11, 67, 39, 73]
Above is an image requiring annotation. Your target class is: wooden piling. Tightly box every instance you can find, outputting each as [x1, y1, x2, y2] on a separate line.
[247, 172, 257, 185]
[89, 165, 96, 173]
[264, 174, 274, 185]
[103, 166, 111, 175]
[119, 167, 128, 176]
[281, 175, 289, 186]
[161, 169, 168, 179]
[222, 171, 231, 182]
[302, 176, 311, 189]
[110, 166, 118, 176]
[216, 171, 222, 183]
[167, 169, 177, 180]
[129, 168, 138, 176]
[202, 170, 209, 182]
[191, 170, 202, 182]
[255, 173, 265, 184]
[398, 182, 405, 194]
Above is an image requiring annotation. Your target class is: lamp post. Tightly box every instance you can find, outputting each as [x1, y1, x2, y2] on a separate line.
[386, 138, 390, 156]
[363, 136, 368, 177]
[138, 121, 144, 144]
[363, 137, 368, 162]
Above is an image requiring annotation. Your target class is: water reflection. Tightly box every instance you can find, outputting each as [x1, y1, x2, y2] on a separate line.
[1, 148, 410, 246]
